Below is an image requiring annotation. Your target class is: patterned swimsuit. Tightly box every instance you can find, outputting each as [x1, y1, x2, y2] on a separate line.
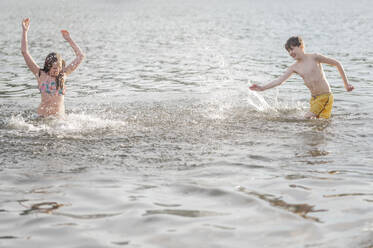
[39, 78, 65, 96]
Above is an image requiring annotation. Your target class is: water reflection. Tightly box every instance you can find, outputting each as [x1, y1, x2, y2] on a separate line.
[0, 236, 18, 239]
[143, 209, 228, 218]
[18, 200, 122, 219]
[53, 212, 122, 219]
[323, 193, 373, 198]
[111, 241, 130, 246]
[237, 186, 326, 222]
[19, 201, 64, 215]
[295, 121, 332, 165]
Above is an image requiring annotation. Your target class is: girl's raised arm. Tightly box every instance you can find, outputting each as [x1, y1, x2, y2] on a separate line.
[61, 30, 85, 76]
[21, 18, 40, 76]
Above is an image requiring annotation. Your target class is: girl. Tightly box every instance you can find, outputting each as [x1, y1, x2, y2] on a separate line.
[21, 18, 85, 117]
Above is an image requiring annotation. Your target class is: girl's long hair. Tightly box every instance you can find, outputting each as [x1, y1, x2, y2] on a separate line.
[42, 52, 66, 91]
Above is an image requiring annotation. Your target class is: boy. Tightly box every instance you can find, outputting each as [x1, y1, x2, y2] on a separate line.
[249, 36, 354, 119]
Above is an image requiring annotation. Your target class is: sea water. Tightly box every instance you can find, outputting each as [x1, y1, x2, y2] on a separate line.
[1, 0, 373, 247]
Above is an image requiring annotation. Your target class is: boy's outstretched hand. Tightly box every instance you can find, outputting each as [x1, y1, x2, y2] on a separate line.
[249, 83, 264, 91]
[345, 84, 354, 92]
[61, 30, 71, 40]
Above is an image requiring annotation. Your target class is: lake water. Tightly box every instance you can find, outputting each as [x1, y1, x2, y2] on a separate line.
[1, 0, 373, 247]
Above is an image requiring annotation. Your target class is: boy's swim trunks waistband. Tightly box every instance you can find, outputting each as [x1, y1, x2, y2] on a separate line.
[310, 93, 334, 119]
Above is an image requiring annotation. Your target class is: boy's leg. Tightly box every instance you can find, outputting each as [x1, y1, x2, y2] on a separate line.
[304, 111, 317, 119]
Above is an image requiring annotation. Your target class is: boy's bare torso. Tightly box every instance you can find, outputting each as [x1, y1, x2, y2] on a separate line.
[292, 53, 331, 96]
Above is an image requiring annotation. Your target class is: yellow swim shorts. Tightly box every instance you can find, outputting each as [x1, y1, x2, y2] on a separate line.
[310, 93, 334, 119]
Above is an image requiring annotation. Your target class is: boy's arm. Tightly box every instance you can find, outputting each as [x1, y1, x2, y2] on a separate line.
[21, 18, 40, 76]
[61, 30, 85, 76]
[249, 66, 294, 91]
[315, 54, 354, 91]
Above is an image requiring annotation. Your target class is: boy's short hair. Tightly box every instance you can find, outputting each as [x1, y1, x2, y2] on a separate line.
[285, 36, 304, 51]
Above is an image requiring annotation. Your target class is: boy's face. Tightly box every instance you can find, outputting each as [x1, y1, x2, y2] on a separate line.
[287, 45, 304, 60]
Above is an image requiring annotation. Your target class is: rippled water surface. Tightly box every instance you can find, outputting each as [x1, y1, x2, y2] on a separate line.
[1, 0, 373, 247]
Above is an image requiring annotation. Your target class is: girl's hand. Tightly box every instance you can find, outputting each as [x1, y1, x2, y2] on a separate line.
[61, 30, 71, 40]
[22, 18, 30, 32]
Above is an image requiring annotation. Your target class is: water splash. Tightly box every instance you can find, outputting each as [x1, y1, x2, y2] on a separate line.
[6, 112, 127, 137]
[246, 89, 275, 112]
